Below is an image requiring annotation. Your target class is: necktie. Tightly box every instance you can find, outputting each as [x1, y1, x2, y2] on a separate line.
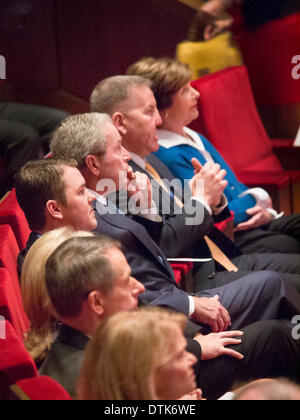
[145, 161, 184, 209]
[145, 161, 238, 273]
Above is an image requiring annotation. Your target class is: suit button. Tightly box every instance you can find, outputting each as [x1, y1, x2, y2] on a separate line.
[208, 272, 215, 279]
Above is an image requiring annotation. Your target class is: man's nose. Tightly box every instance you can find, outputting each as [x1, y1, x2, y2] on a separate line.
[155, 110, 163, 128]
[122, 146, 131, 162]
[131, 277, 145, 296]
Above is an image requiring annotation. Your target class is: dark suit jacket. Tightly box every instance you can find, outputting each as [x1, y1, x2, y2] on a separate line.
[39, 324, 89, 400]
[128, 155, 242, 261]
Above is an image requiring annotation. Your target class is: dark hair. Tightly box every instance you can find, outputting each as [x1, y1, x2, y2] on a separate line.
[15, 159, 77, 231]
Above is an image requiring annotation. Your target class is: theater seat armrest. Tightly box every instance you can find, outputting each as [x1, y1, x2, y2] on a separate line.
[271, 140, 300, 170]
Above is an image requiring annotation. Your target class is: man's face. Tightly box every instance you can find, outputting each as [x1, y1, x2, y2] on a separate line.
[58, 166, 97, 231]
[120, 84, 163, 158]
[94, 123, 131, 194]
[102, 247, 145, 317]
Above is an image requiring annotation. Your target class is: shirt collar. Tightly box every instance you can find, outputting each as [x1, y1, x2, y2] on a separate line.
[158, 127, 206, 152]
[130, 152, 146, 170]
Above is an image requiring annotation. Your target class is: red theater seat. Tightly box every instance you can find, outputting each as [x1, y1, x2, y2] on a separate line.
[10, 376, 72, 401]
[190, 66, 300, 213]
[0, 268, 30, 340]
[0, 189, 30, 250]
[0, 321, 38, 400]
[0, 225, 30, 336]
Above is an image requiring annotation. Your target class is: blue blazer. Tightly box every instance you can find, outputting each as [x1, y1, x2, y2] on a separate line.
[154, 133, 256, 225]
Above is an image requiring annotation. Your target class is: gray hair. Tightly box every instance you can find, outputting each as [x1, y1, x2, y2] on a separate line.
[90, 75, 152, 115]
[50, 113, 112, 169]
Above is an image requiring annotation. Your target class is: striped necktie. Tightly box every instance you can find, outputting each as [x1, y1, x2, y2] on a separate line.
[145, 161, 238, 273]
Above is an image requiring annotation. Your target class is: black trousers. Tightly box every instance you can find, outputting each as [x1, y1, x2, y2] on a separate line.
[196, 320, 300, 400]
[0, 102, 69, 193]
[235, 214, 300, 255]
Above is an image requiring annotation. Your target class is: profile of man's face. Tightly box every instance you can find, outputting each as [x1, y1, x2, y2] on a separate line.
[95, 123, 131, 195]
[58, 166, 97, 231]
[101, 247, 145, 317]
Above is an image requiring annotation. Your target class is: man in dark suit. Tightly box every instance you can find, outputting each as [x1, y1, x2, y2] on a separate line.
[15, 136, 300, 399]
[87, 75, 300, 293]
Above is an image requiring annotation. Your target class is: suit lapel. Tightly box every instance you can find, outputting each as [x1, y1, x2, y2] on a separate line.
[94, 202, 173, 276]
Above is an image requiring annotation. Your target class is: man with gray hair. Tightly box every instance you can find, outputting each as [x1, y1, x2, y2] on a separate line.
[89, 75, 300, 294]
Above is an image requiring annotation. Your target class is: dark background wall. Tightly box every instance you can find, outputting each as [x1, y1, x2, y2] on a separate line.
[0, 0, 193, 113]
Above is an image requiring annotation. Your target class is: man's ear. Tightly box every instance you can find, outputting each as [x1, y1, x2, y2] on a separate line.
[46, 200, 64, 221]
[87, 290, 105, 317]
[112, 112, 127, 136]
[85, 155, 101, 177]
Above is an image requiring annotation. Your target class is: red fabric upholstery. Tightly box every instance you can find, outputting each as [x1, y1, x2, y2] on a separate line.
[0, 225, 30, 336]
[0, 268, 30, 341]
[171, 262, 193, 287]
[11, 376, 72, 401]
[0, 321, 37, 399]
[0, 189, 30, 250]
[172, 269, 182, 286]
[190, 66, 300, 180]
[235, 13, 300, 105]
[190, 66, 283, 172]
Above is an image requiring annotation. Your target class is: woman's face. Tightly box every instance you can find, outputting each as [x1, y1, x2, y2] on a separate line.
[154, 326, 197, 400]
[166, 82, 200, 127]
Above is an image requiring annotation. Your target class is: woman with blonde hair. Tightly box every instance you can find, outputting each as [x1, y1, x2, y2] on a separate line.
[77, 307, 200, 400]
[21, 227, 94, 363]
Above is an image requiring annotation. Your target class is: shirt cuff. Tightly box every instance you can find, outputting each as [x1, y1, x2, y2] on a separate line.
[188, 296, 195, 318]
[239, 187, 270, 209]
[134, 200, 162, 222]
[191, 194, 228, 216]
[266, 208, 284, 220]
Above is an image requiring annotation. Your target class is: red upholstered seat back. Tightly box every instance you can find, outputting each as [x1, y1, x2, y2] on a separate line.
[0, 268, 30, 341]
[190, 66, 283, 172]
[0, 321, 37, 399]
[0, 189, 30, 250]
[11, 376, 72, 401]
[0, 225, 30, 337]
[236, 13, 300, 105]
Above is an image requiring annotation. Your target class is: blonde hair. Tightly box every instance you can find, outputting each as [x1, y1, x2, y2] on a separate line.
[77, 307, 187, 400]
[127, 57, 191, 111]
[21, 227, 94, 361]
[50, 113, 112, 170]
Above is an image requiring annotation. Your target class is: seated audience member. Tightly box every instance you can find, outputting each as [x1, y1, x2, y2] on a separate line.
[39, 235, 145, 399]
[20, 227, 93, 365]
[14, 151, 300, 399]
[15, 158, 97, 271]
[233, 378, 300, 400]
[126, 57, 300, 255]
[0, 102, 69, 194]
[88, 77, 300, 293]
[77, 308, 201, 400]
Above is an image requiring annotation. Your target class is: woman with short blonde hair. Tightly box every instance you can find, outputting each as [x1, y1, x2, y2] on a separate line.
[21, 227, 94, 362]
[77, 307, 198, 400]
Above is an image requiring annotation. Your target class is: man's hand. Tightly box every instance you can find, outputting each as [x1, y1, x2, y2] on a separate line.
[192, 295, 231, 332]
[193, 330, 244, 360]
[235, 206, 273, 232]
[189, 158, 228, 208]
[127, 168, 153, 212]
